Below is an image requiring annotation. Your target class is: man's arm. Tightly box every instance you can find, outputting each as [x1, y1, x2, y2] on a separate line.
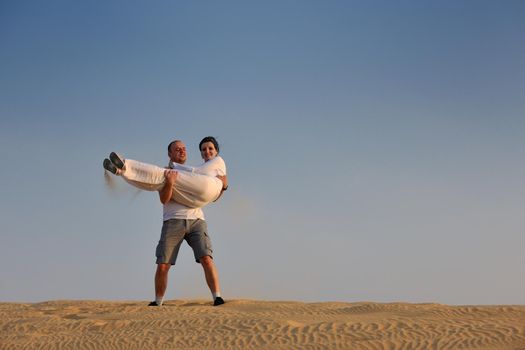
[158, 170, 178, 204]
[213, 175, 228, 202]
[217, 174, 228, 190]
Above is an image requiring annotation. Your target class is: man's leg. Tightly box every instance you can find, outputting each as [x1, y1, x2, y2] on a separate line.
[186, 220, 224, 305]
[200, 256, 224, 306]
[152, 219, 185, 306]
[200, 256, 221, 296]
[153, 263, 171, 305]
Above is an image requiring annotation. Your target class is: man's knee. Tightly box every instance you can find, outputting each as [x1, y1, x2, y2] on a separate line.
[157, 263, 171, 274]
[199, 255, 213, 266]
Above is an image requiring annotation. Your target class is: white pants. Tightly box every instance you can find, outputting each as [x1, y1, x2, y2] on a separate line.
[120, 159, 223, 208]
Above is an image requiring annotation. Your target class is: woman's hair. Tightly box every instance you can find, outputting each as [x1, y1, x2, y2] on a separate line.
[199, 136, 220, 153]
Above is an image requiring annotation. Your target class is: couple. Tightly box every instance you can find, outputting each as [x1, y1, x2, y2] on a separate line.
[103, 136, 228, 306]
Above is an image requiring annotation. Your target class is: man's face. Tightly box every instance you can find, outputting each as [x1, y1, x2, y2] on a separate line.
[168, 141, 187, 164]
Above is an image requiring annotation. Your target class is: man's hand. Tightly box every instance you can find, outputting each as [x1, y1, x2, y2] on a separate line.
[164, 169, 178, 184]
[159, 170, 177, 204]
[216, 175, 228, 190]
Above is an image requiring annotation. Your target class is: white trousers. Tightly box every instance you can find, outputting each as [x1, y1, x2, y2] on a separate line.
[120, 159, 223, 208]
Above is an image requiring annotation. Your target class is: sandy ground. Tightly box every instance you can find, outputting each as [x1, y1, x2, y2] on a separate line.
[1, 299, 524, 350]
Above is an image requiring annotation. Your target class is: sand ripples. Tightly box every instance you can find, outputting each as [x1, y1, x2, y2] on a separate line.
[1, 300, 524, 349]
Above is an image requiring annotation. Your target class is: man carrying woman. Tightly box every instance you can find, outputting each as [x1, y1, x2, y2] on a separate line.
[103, 137, 227, 306]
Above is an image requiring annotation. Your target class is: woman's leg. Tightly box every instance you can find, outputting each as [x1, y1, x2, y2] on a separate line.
[120, 159, 167, 192]
[168, 171, 223, 208]
[104, 153, 223, 206]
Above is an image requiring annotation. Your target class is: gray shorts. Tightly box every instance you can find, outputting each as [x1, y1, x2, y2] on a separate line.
[155, 219, 213, 265]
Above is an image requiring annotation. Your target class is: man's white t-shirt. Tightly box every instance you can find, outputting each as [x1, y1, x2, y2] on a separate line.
[162, 161, 207, 221]
[163, 200, 204, 221]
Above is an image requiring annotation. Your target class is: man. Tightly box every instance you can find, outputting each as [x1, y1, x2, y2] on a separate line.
[150, 139, 225, 306]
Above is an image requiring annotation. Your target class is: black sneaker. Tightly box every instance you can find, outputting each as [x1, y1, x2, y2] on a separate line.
[148, 301, 159, 306]
[213, 297, 225, 306]
[109, 152, 125, 170]
[103, 158, 120, 175]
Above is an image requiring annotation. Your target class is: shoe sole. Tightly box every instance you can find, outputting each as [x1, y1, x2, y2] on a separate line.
[103, 158, 118, 174]
[109, 152, 125, 170]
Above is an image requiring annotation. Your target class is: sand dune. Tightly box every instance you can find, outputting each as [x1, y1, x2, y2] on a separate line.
[1, 300, 524, 349]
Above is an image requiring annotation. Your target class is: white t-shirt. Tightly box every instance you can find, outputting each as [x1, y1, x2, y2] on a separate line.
[172, 156, 226, 177]
[162, 161, 206, 221]
[162, 156, 227, 221]
[163, 200, 204, 221]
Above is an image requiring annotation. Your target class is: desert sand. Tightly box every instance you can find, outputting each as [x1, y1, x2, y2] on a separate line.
[1, 299, 524, 350]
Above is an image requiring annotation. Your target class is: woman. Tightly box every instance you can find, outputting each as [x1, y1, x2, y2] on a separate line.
[103, 136, 227, 208]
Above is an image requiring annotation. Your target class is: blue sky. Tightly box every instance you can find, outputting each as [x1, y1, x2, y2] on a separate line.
[1, 0, 524, 304]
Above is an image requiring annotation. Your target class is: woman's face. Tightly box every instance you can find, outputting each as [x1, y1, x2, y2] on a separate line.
[200, 141, 218, 162]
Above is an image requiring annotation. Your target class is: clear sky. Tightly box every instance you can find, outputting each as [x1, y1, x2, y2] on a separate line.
[1, 1, 524, 305]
